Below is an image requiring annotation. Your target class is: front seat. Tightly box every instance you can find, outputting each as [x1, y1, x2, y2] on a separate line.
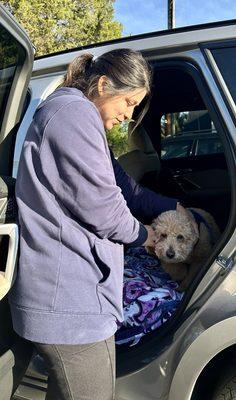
[117, 124, 161, 189]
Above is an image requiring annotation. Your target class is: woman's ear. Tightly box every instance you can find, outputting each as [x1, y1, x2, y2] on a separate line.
[97, 75, 108, 97]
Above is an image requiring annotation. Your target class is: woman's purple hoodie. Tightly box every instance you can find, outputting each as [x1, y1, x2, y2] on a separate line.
[9, 87, 177, 344]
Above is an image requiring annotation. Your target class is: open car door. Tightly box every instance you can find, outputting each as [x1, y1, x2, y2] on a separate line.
[0, 4, 34, 399]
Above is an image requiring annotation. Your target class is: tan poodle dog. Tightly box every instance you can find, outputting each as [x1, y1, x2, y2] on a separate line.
[150, 208, 220, 292]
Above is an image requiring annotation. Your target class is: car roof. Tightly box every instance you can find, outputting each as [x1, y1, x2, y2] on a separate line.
[35, 18, 236, 60]
[33, 19, 236, 75]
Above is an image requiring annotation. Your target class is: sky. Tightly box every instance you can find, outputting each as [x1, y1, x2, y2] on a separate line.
[114, 0, 236, 36]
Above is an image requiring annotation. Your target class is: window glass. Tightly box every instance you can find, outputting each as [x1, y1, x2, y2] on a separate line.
[161, 110, 218, 160]
[161, 110, 214, 137]
[211, 46, 236, 106]
[196, 137, 223, 156]
[161, 139, 193, 159]
[0, 23, 25, 131]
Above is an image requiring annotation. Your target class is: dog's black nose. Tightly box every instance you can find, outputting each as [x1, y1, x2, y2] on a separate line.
[166, 248, 175, 259]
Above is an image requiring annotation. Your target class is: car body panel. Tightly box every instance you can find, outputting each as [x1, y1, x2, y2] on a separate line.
[32, 21, 236, 74]
[169, 316, 236, 400]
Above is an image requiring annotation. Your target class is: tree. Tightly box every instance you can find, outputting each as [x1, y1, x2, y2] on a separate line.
[161, 112, 189, 138]
[3, 0, 123, 56]
[106, 122, 129, 158]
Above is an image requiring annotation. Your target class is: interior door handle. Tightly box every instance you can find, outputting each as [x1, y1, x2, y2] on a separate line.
[0, 223, 19, 300]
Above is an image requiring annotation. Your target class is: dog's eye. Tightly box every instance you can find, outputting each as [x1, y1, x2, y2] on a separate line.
[160, 233, 167, 239]
[177, 234, 184, 241]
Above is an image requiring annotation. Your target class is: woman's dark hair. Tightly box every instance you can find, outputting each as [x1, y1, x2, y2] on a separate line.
[62, 48, 152, 128]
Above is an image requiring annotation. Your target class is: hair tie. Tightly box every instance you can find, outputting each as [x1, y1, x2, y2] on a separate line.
[91, 57, 96, 66]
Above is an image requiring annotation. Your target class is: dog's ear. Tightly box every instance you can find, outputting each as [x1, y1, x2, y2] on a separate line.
[190, 222, 199, 244]
[179, 207, 199, 239]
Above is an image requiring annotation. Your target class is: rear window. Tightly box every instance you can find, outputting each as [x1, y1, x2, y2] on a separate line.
[161, 110, 218, 159]
[196, 137, 223, 156]
[161, 139, 193, 159]
[161, 110, 214, 137]
[211, 46, 236, 106]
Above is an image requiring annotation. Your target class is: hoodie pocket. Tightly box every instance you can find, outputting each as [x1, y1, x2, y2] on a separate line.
[94, 238, 124, 321]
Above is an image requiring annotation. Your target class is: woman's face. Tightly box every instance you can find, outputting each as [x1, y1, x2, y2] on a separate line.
[93, 78, 147, 130]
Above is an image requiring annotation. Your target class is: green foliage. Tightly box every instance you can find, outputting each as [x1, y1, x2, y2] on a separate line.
[3, 0, 123, 56]
[106, 122, 129, 158]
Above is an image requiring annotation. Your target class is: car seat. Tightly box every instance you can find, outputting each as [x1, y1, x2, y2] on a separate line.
[117, 124, 161, 189]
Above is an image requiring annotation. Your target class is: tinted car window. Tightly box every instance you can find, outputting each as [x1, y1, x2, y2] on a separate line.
[161, 110, 213, 137]
[161, 110, 217, 160]
[196, 137, 223, 156]
[161, 139, 193, 159]
[0, 23, 25, 131]
[211, 46, 236, 105]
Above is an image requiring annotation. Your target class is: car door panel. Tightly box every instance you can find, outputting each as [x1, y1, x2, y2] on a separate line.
[0, 4, 34, 399]
[160, 153, 230, 229]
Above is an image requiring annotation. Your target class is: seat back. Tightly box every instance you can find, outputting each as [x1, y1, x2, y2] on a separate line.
[118, 124, 160, 183]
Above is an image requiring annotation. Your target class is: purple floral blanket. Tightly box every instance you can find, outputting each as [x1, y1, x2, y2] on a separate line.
[115, 247, 183, 346]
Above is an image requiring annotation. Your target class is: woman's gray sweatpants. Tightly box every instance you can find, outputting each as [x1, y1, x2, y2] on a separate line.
[34, 335, 115, 400]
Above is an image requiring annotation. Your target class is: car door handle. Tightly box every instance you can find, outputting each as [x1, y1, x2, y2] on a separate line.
[174, 168, 193, 176]
[0, 223, 18, 300]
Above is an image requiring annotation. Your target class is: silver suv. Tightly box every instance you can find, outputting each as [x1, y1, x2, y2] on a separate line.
[1, 4, 236, 400]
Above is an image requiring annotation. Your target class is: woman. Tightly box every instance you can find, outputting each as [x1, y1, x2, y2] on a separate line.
[10, 49, 180, 400]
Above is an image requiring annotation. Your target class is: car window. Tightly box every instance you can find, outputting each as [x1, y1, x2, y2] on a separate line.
[161, 139, 193, 159]
[211, 46, 236, 106]
[161, 110, 217, 160]
[161, 110, 214, 137]
[0, 24, 25, 131]
[196, 137, 224, 156]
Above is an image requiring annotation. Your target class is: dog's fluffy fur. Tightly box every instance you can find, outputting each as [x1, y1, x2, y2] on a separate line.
[149, 208, 220, 291]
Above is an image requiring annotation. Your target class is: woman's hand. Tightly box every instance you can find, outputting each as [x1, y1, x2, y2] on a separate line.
[143, 225, 156, 248]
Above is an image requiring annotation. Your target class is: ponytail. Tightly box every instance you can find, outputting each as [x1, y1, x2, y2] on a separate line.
[62, 53, 94, 92]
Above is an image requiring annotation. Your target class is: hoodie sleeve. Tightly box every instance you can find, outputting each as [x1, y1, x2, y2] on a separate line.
[39, 99, 145, 245]
[110, 149, 178, 221]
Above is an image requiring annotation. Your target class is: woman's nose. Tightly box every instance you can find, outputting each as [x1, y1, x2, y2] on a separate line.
[125, 108, 134, 120]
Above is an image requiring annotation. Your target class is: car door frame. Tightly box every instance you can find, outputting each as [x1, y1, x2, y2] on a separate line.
[0, 5, 34, 400]
[0, 4, 34, 175]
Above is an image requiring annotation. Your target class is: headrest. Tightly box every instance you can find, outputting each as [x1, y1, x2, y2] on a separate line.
[118, 150, 160, 182]
[128, 124, 155, 155]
